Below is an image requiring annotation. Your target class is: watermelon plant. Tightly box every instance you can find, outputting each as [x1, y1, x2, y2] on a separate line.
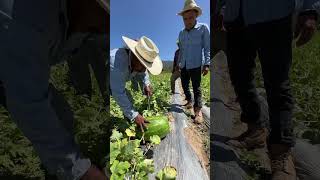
[110, 73, 173, 179]
[201, 72, 210, 106]
[109, 127, 160, 180]
[156, 166, 177, 180]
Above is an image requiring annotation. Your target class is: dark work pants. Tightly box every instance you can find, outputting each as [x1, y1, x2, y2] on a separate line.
[181, 66, 202, 108]
[0, 1, 91, 179]
[225, 15, 295, 146]
[67, 33, 108, 106]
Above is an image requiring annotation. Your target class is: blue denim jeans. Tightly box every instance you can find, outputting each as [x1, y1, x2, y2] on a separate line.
[0, 1, 91, 179]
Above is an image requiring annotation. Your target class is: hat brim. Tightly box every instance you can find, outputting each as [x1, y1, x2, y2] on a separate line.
[122, 36, 163, 75]
[178, 6, 202, 17]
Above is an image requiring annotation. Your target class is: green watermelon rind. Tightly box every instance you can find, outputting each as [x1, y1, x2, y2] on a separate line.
[136, 116, 170, 141]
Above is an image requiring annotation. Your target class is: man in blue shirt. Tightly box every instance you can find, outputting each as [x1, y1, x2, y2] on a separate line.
[110, 36, 163, 132]
[177, 0, 210, 124]
[216, 0, 320, 179]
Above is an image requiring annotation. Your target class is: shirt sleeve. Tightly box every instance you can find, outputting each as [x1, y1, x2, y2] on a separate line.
[202, 24, 211, 66]
[142, 70, 150, 87]
[111, 67, 138, 121]
[177, 32, 182, 68]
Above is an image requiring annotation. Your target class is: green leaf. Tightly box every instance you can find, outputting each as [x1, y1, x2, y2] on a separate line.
[111, 173, 125, 180]
[150, 135, 161, 145]
[125, 129, 136, 137]
[156, 169, 164, 180]
[110, 142, 121, 164]
[156, 166, 177, 180]
[143, 159, 153, 166]
[122, 139, 141, 160]
[110, 160, 130, 175]
[111, 129, 123, 141]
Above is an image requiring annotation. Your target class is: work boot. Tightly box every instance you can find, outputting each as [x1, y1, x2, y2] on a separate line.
[226, 124, 268, 150]
[269, 144, 296, 180]
[81, 165, 108, 180]
[231, 123, 263, 141]
[194, 107, 203, 124]
[184, 100, 193, 109]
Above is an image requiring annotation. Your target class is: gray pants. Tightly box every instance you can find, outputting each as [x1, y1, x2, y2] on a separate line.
[0, 1, 91, 179]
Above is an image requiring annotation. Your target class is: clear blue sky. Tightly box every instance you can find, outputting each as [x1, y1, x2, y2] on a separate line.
[110, 0, 210, 61]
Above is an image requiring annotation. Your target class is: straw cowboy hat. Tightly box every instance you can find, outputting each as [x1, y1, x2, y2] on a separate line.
[122, 36, 163, 75]
[178, 0, 202, 17]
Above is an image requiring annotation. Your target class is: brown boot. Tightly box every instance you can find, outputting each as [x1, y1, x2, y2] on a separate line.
[81, 165, 108, 180]
[194, 107, 203, 124]
[269, 144, 296, 180]
[184, 100, 193, 109]
[226, 125, 268, 150]
[231, 123, 264, 141]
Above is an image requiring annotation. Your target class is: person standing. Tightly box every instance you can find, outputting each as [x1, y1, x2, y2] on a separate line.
[217, 0, 320, 179]
[177, 0, 210, 124]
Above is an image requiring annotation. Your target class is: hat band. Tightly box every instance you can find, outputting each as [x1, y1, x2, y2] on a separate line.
[135, 47, 154, 64]
[135, 44, 157, 63]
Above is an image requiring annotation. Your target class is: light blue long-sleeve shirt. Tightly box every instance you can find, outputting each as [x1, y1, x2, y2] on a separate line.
[110, 48, 150, 120]
[178, 22, 210, 70]
[217, 0, 320, 25]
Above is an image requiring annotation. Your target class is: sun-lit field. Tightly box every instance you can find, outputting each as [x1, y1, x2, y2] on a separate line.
[0, 64, 109, 180]
[110, 72, 172, 179]
[1, 31, 319, 179]
[109, 71, 210, 179]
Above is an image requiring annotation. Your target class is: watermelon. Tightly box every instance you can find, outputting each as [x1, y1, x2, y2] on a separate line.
[137, 115, 170, 141]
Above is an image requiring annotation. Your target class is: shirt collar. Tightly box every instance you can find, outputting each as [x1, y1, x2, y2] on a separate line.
[185, 21, 200, 31]
[194, 22, 201, 28]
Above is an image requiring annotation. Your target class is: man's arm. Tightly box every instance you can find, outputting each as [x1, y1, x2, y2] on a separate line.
[111, 69, 138, 121]
[177, 32, 183, 68]
[142, 70, 151, 87]
[173, 50, 179, 72]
